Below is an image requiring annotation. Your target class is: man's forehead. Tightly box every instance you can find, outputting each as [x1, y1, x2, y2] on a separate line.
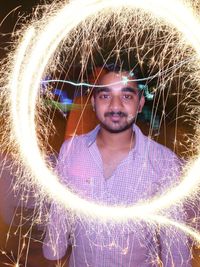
[98, 71, 138, 89]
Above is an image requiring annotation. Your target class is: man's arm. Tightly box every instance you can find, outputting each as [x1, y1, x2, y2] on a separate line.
[158, 208, 192, 267]
[43, 203, 70, 261]
[43, 140, 72, 261]
[43, 246, 72, 267]
[158, 154, 192, 266]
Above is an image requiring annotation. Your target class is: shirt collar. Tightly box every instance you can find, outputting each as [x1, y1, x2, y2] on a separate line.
[85, 124, 146, 156]
[86, 125, 101, 147]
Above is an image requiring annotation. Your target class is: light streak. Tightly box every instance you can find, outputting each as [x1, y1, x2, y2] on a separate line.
[42, 79, 154, 100]
[42, 78, 148, 87]
[3, 0, 200, 249]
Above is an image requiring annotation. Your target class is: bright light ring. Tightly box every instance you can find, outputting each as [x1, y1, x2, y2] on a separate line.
[9, 0, 200, 230]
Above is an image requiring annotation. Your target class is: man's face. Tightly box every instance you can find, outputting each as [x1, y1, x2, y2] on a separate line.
[91, 71, 145, 133]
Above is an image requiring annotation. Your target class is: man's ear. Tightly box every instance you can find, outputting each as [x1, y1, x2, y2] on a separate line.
[138, 95, 145, 113]
[91, 95, 95, 111]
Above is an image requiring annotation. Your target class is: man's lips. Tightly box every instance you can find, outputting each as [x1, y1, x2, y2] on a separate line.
[104, 111, 127, 122]
[105, 111, 127, 117]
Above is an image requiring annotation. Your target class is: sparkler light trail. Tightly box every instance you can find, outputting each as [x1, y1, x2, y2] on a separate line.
[10, 0, 200, 214]
[1, 0, 200, 261]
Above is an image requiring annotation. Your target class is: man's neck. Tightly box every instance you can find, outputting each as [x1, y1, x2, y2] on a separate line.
[97, 126, 135, 151]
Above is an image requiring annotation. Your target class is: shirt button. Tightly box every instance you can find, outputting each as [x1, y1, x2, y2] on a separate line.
[86, 178, 91, 184]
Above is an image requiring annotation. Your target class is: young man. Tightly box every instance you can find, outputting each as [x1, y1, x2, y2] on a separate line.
[43, 68, 191, 266]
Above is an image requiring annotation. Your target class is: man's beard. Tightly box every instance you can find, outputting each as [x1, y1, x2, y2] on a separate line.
[101, 111, 136, 133]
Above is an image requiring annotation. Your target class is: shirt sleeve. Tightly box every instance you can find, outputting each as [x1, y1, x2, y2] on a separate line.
[43, 203, 70, 260]
[43, 141, 71, 260]
[159, 210, 192, 267]
[158, 153, 192, 267]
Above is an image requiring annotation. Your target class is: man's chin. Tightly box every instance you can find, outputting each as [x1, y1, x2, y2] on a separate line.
[101, 123, 134, 133]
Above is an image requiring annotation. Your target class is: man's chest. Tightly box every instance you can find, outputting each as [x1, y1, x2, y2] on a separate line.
[62, 146, 160, 205]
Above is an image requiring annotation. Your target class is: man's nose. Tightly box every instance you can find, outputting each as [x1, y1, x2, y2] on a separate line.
[109, 96, 123, 110]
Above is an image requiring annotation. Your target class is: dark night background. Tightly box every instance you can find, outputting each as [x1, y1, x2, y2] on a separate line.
[0, 0, 41, 57]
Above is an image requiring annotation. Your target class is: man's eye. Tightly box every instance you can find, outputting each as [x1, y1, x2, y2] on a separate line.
[99, 94, 110, 99]
[123, 94, 133, 100]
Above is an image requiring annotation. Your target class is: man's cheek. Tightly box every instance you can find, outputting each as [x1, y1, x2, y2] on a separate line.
[127, 114, 135, 122]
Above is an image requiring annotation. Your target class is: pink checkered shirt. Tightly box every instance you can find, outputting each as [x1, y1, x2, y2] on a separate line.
[43, 124, 191, 267]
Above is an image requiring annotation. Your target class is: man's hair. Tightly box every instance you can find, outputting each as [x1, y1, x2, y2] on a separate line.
[90, 63, 144, 99]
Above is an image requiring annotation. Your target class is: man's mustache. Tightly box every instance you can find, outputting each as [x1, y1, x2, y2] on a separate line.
[104, 111, 128, 117]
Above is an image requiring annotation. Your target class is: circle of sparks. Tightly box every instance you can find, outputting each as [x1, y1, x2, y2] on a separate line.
[8, 0, 200, 241]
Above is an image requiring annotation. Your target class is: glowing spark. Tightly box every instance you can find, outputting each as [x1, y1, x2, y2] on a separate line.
[5, 0, 200, 246]
[122, 75, 129, 85]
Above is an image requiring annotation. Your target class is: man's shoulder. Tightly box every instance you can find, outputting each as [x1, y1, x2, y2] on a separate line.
[146, 136, 179, 161]
[147, 136, 175, 154]
[135, 125, 180, 164]
[139, 133, 183, 185]
[57, 133, 90, 164]
[61, 133, 88, 149]
[60, 128, 96, 153]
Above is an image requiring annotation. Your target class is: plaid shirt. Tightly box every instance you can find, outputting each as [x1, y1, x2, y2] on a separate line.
[43, 125, 191, 267]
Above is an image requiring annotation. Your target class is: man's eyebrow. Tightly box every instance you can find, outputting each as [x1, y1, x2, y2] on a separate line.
[95, 87, 111, 94]
[94, 86, 140, 94]
[121, 87, 138, 93]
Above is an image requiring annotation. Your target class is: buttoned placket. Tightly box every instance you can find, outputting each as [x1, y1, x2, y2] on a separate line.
[85, 125, 141, 205]
[88, 141, 107, 202]
[88, 140, 138, 205]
